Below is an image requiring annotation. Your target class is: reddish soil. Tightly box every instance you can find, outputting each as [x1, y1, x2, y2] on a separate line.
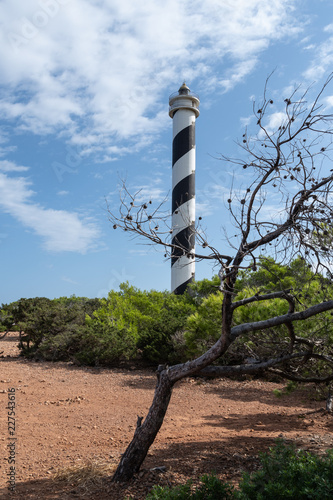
[1, 332, 333, 499]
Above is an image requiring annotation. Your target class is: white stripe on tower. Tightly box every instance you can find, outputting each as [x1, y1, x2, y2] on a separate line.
[169, 83, 200, 294]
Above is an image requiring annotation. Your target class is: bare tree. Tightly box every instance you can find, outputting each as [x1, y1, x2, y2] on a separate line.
[109, 74, 333, 482]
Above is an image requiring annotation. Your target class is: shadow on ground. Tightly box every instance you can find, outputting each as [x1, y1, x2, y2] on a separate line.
[203, 378, 325, 409]
[0, 436, 304, 500]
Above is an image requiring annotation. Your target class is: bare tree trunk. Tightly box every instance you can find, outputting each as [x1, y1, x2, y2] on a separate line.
[112, 369, 174, 482]
[112, 336, 230, 482]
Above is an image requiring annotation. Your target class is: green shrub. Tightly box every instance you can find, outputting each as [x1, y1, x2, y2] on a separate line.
[184, 293, 223, 357]
[37, 328, 81, 361]
[91, 284, 195, 365]
[2, 297, 102, 356]
[238, 441, 333, 499]
[136, 292, 195, 363]
[71, 321, 138, 366]
[146, 481, 193, 500]
[146, 474, 234, 499]
[6, 285, 196, 366]
[146, 443, 333, 500]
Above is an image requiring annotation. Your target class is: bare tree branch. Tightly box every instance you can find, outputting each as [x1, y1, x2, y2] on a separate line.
[230, 300, 333, 340]
[197, 351, 311, 377]
[231, 289, 293, 311]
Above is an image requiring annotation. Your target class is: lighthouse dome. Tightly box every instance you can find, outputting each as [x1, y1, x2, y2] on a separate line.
[178, 82, 190, 95]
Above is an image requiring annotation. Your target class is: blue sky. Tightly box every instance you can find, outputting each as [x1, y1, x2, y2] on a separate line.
[1, 0, 333, 303]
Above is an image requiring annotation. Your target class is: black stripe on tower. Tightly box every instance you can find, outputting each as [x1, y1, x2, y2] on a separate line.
[173, 277, 193, 296]
[171, 225, 195, 266]
[172, 124, 195, 166]
[172, 174, 195, 213]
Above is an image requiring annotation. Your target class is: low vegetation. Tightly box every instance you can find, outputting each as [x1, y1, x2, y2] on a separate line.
[146, 441, 333, 499]
[1, 258, 333, 379]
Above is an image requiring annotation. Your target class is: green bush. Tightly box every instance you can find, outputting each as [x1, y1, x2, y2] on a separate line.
[4, 257, 333, 371]
[71, 321, 137, 366]
[146, 443, 333, 500]
[146, 473, 234, 499]
[184, 293, 223, 357]
[0, 296, 102, 356]
[90, 284, 195, 365]
[146, 481, 193, 500]
[2, 285, 197, 366]
[136, 292, 195, 363]
[238, 441, 333, 499]
[34, 286, 195, 366]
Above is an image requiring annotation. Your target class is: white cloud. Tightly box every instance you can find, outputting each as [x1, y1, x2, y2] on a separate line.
[303, 31, 333, 81]
[196, 182, 230, 217]
[0, 0, 302, 154]
[196, 200, 215, 217]
[0, 173, 100, 253]
[240, 115, 254, 128]
[303, 44, 315, 51]
[128, 249, 150, 256]
[324, 23, 333, 33]
[325, 95, 333, 108]
[132, 185, 168, 204]
[0, 160, 29, 172]
[0, 130, 17, 158]
[62, 276, 78, 285]
[259, 111, 287, 137]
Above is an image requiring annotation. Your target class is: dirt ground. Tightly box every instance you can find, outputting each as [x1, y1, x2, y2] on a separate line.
[1, 332, 333, 499]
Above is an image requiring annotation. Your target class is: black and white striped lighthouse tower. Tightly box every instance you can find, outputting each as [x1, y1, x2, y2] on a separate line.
[169, 83, 200, 294]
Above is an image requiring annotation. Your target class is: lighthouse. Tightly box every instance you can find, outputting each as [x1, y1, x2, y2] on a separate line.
[169, 83, 200, 294]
